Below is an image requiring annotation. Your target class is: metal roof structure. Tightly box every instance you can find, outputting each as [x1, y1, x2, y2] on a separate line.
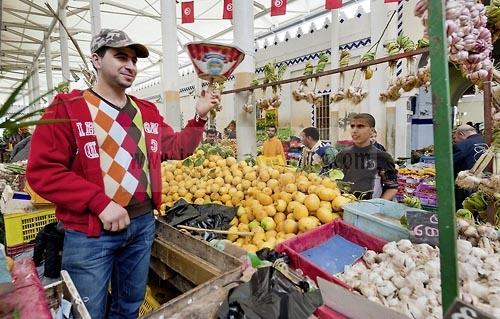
[0, 0, 368, 103]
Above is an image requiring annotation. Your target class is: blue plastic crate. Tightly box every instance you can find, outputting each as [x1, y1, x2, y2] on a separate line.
[419, 156, 435, 164]
[342, 199, 425, 242]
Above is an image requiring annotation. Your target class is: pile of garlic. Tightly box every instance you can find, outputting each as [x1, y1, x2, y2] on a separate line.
[337, 222, 500, 319]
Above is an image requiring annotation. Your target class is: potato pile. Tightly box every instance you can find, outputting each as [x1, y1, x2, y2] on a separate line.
[160, 150, 353, 252]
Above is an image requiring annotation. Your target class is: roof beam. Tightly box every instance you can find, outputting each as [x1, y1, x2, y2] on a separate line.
[3, 9, 49, 29]
[2, 39, 40, 44]
[2, 54, 33, 63]
[3, 7, 50, 17]
[0, 0, 3, 66]
[102, 0, 205, 40]
[66, 5, 90, 16]
[1, 49, 37, 56]
[18, 0, 51, 15]
[4, 27, 42, 43]
[33, 0, 69, 64]
[2, 21, 48, 32]
[0, 75, 24, 81]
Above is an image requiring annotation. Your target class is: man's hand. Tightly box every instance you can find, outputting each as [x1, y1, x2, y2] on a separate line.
[195, 88, 221, 118]
[99, 201, 130, 231]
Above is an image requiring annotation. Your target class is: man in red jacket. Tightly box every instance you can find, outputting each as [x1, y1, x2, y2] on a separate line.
[26, 29, 220, 319]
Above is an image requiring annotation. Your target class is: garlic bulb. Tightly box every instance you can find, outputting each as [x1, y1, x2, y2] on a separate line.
[337, 231, 500, 319]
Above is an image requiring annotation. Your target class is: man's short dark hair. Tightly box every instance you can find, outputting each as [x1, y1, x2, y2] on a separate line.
[206, 129, 217, 135]
[267, 125, 277, 131]
[302, 127, 320, 141]
[351, 113, 376, 128]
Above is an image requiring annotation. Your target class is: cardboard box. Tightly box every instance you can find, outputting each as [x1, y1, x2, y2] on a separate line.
[1, 185, 34, 214]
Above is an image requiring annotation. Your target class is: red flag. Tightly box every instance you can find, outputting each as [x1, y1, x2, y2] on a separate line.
[223, 0, 233, 19]
[325, 0, 342, 9]
[181, 1, 194, 24]
[384, 0, 400, 2]
[271, 0, 287, 16]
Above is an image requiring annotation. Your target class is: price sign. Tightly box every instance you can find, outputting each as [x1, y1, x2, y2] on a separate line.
[406, 210, 439, 246]
[444, 299, 494, 319]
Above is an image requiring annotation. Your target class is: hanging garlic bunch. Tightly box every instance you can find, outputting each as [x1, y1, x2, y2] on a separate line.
[292, 62, 313, 102]
[243, 80, 259, 114]
[330, 50, 351, 103]
[346, 86, 368, 104]
[379, 40, 403, 102]
[415, 0, 493, 83]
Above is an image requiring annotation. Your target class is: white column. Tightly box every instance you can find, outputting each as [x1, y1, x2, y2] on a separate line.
[44, 33, 54, 99]
[89, 0, 101, 37]
[368, 0, 389, 147]
[58, 0, 70, 82]
[233, 0, 256, 159]
[329, 10, 340, 144]
[32, 60, 41, 107]
[27, 70, 33, 105]
[160, 0, 181, 130]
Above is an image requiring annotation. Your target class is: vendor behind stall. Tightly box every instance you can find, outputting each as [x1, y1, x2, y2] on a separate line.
[334, 113, 398, 200]
[262, 125, 286, 163]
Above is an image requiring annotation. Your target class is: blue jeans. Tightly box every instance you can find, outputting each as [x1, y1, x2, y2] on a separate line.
[62, 213, 155, 319]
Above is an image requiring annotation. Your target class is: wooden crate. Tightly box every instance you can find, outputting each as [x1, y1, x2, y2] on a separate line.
[145, 220, 243, 318]
[44, 270, 91, 319]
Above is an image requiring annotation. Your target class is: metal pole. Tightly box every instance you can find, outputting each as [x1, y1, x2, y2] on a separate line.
[223, 48, 429, 95]
[58, 0, 71, 82]
[482, 79, 496, 224]
[89, 0, 101, 37]
[160, 0, 181, 129]
[368, 0, 389, 146]
[428, 0, 459, 313]
[44, 32, 54, 99]
[233, 0, 257, 159]
[329, 10, 340, 145]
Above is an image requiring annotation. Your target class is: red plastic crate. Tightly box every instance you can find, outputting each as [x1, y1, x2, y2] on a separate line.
[6, 243, 35, 257]
[315, 305, 347, 319]
[276, 220, 387, 287]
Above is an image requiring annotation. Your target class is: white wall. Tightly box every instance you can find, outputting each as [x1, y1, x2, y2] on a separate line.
[130, 4, 428, 155]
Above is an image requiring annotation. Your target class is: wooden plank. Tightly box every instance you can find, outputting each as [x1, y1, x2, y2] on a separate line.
[155, 220, 241, 272]
[168, 274, 196, 293]
[149, 256, 174, 281]
[143, 268, 242, 319]
[152, 239, 220, 285]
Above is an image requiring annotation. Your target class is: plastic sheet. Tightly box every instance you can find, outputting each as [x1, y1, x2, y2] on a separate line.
[0, 258, 52, 319]
[276, 220, 387, 288]
[299, 235, 366, 275]
[217, 266, 322, 319]
[162, 199, 236, 241]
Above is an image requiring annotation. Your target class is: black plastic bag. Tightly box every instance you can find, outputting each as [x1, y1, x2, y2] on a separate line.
[33, 222, 64, 278]
[162, 199, 236, 241]
[217, 266, 323, 319]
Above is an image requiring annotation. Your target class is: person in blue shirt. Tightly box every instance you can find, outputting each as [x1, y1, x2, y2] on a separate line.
[453, 124, 487, 176]
[453, 124, 487, 208]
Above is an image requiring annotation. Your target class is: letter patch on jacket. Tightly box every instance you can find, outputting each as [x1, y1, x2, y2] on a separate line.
[84, 141, 99, 159]
[144, 122, 159, 134]
[76, 122, 96, 137]
[150, 139, 158, 152]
